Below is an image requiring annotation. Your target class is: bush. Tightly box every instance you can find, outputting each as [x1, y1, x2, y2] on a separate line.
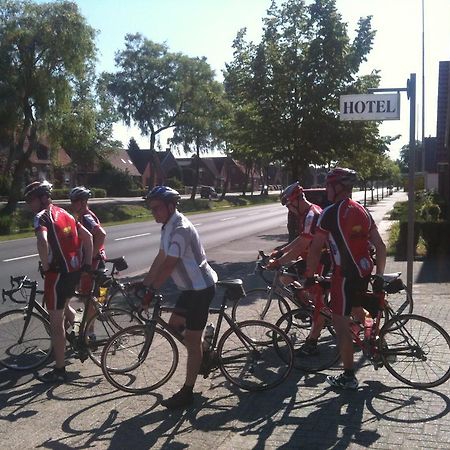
[420, 222, 450, 256]
[0, 215, 12, 235]
[91, 188, 106, 198]
[51, 188, 70, 200]
[165, 177, 184, 191]
[395, 221, 421, 260]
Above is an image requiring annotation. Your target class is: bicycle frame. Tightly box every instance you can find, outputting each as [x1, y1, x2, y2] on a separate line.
[138, 286, 266, 365]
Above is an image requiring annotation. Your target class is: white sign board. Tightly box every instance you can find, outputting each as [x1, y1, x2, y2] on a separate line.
[340, 93, 400, 121]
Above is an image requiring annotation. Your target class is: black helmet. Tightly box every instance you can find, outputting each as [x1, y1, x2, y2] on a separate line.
[23, 180, 53, 200]
[326, 167, 358, 188]
[69, 186, 92, 201]
[144, 185, 181, 204]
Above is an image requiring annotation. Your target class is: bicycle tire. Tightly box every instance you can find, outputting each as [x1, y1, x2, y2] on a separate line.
[105, 284, 141, 312]
[84, 307, 141, 367]
[217, 320, 293, 391]
[231, 288, 291, 326]
[379, 314, 450, 388]
[276, 308, 340, 372]
[101, 324, 178, 394]
[0, 310, 52, 370]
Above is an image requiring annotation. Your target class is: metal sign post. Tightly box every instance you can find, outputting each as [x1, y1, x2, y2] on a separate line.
[341, 74, 416, 293]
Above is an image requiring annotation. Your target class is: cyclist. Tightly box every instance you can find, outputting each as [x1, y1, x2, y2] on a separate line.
[24, 180, 93, 383]
[268, 182, 326, 279]
[140, 185, 217, 409]
[69, 186, 106, 337]
[304, 167, 386, 390]
[267, 183, 330, 355]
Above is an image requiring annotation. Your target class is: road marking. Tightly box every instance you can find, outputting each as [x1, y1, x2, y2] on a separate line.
[115, 233, 151, 241]
[4, 253, 39, 262]
[220, 216, 237, 221]
[193, 223, 202, 226]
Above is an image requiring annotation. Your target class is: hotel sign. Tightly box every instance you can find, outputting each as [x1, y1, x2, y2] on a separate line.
[340, 93, 400, 121]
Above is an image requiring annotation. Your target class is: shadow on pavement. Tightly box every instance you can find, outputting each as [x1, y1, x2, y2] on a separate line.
[416, 256, 450, 283]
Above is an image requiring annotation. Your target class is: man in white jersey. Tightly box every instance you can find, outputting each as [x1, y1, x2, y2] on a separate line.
[140, 186, 217, 409]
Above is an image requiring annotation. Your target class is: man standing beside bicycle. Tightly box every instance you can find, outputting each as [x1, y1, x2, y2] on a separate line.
[24, 181, 93, 383]
[140, 186, 217, 409]
[304, 168, 386, 390]
[267, 182, 330, 355]
[69, 186, 107, 337]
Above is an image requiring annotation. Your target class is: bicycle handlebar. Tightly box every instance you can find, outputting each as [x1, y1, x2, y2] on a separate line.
[2, 275, 37, 304]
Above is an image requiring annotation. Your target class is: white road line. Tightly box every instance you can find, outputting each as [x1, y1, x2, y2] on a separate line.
[193, 223, 202, 226]
[4, 253, 39, 262]
[115, 233, 151, 241]
[220, 216, 237, 221]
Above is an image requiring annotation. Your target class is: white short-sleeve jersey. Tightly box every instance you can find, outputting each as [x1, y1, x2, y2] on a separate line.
[160, 210, 218, 290]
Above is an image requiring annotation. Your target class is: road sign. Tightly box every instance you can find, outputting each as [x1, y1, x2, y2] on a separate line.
[340, 93, 400, 121]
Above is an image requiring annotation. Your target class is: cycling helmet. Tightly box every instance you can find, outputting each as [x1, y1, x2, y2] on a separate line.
[326, 167, 358, 188]
[23, 180, 53, 200]
[69, 186, 92, 201]
[144, 185, 181, 204]
[281, 182, 304, 205]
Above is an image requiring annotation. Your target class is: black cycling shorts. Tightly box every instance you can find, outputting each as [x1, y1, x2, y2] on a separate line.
[174, 284, 215, 331]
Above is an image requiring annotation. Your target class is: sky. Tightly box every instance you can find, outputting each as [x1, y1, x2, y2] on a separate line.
[70, 0, 450, 161]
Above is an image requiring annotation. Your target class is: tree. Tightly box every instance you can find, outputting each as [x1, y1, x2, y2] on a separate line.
[223, 0, 377, 180]
[0, 0, 97, 214]
[170, 59, 229, 199]
[104, 34, 221, 187]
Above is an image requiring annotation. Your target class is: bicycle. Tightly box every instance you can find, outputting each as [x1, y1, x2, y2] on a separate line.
[100, 279, 294, 394]
[0, 272, 141, 370]
[231, 251, 301, 325]
[95, 256, 143, 313]
[232, 250, 413, 327]
[277, 278, 450, 388]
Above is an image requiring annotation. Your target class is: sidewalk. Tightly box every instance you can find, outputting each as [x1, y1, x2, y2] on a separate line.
[1, 190, 450, 450]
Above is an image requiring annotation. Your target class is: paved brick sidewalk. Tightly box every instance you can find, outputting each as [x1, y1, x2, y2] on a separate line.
[1, 190, 450, 449]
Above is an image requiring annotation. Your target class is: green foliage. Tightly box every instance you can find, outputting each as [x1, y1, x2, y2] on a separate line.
[165, 177, 184, 191]
[93, 161, 140, 196]
[223, 0, 377, 180]
[0, 215, 12, 234]
[0, 175, 11, 196]
[420, 222, 450, 255]
[0, 0, 98, 214]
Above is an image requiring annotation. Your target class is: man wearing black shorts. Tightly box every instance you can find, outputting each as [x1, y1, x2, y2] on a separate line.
[141, 186, 217, 409]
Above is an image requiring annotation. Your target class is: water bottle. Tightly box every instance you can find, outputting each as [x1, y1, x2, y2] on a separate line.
[98, 286, 108, 304]
[202, 323, 215, 352]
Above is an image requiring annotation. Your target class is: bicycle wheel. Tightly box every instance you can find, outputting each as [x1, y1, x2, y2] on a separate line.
[84, 307, 141, 367]
[0, 310, 52, 370]
[379, 314, 450, 388]
[217, 320, 293, 391]
[276, 309, 340, 372]
[231, 288, 291, 326]
[106, 284, 141, 312]
[101, 324, 178, 394]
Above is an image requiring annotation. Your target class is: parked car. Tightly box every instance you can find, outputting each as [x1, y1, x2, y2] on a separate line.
[200, 185, 218, 199]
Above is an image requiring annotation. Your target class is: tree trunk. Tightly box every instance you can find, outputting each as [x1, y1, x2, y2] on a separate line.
[220, 157, 230, 200]
[0, 122, 36, 217]
[190, 142, 200, 201]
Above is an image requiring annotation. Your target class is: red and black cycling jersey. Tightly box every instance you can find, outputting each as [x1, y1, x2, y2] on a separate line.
[316, 198, 376, 279]
[33, 204, 81, 273]
[298, 204, 322, 239]
[80, 209, 105, 259]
